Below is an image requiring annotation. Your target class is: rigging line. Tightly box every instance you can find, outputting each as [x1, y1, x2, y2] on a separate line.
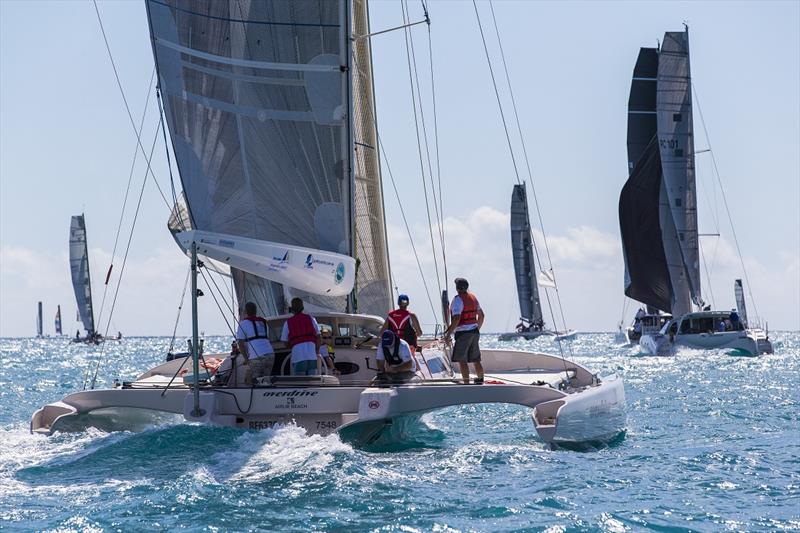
[199, 268, 238, 338]
[95, 66, 157, 330]
[348, 44, 438, 319]
[699, 241, 716, 308]
[156, 86, 181, 223]
[378, 131, 439, 319]
[88, 118, 164, 390]
[401, 1, 443, 298]
[472, 0, 522, 185]
[474, 1, 568, 357]
[487, 1, 569, 333]
[403, 0, 446, 276]
[93, 0, 173, 214]
[426, 13, 449, 284]
[167, 265, 192, 356]
[693, 84, 760, 321]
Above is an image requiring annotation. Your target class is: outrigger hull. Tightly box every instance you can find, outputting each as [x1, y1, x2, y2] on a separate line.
[640, 329, 773, 356]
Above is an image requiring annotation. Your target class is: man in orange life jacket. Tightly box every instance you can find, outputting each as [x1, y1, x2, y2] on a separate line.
[235, 301, 275, 384]
[280, 297, 322, 376]
[381, 294, 423, 351]
[443, 278, 485, 384]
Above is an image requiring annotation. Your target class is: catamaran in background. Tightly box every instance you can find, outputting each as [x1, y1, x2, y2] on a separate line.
[618, 28, 772, 356]
[499, 185, 577, 342]
[32, 0, 625, 446]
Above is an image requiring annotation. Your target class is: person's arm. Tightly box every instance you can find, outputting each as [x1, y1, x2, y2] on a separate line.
[312, 318, 322, 352]
[411, 313, 423, 337]
[477, 308, 485, 331]
[235, 325, 249, 361]
[444, 314, 461, 338]
[387, 360, 413, 373]
[379, 318, 390, 336]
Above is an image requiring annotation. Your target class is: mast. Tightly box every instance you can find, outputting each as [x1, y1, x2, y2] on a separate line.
[190, 241, 202, 417]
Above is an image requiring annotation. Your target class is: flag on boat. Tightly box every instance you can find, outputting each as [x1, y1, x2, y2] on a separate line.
[538, 270, 557, 289]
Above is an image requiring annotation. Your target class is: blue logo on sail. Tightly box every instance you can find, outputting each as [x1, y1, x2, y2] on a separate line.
[335, 262, 345, 284]
[305, 254, 314, 269]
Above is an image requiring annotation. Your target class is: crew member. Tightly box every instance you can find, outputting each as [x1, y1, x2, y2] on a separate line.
[381, 294, 423, 350]
[376, 330, 417, 383]
[318, 327, 337, 375]
[235, 301, 275, 384]
[443, 278, 485, 384]
[280, 298, 321, 376]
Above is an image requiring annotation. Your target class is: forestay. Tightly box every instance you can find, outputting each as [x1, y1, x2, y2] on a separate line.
[147, 0, 391, 317]
[69, 215, 96, 335]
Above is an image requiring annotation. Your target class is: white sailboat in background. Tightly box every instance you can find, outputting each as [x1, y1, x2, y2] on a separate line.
[499, 185, 577, 341]
[32, 0, 624, 446]
[619, 29, 772, 356]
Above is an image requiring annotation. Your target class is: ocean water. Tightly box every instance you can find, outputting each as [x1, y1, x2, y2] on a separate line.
[1, 333, 798, 532]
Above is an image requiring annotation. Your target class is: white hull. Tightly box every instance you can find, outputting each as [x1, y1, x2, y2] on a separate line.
[553, 329, 579, 342]
[497, 330, 552, 341]
[640, 328, 773, 356]
[32, 325, 626, 446]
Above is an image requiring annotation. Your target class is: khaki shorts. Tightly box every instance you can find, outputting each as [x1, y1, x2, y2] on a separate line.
[451, 329, 481, 363]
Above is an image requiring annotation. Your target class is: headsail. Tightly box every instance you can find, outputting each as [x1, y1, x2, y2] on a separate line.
[69, 215, 95, 335]
[147, 0, 391, 317]
[510, 184, 542, 325]
[620, 29, 701, 316]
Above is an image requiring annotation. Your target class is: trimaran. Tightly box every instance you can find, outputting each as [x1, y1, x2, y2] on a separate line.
[32, 0, 625, 446]
[619, 28, 772, 356]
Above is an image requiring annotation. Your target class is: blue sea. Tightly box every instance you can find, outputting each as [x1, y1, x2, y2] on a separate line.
[1, 333, 798, 532]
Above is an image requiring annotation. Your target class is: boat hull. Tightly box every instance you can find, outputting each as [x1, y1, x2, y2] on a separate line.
[640, 329, 773, 356]
[497, 330, 552, 341]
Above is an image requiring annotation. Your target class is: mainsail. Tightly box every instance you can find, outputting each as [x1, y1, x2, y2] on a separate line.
[619, 29, 701, 316]
[55, 305, 62, 336]
[510, 184, 542, 325]
[36, 301, 43, 337]
[69, 215, 96, 335]
[147, 0, 391, 318]
[734, 279, 748, 327]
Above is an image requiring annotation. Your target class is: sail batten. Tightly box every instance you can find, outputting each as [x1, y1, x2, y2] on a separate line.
[69, 215, 95, 335]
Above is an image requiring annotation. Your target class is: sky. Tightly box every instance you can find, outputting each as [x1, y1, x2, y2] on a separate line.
[1, 0, 798, 337]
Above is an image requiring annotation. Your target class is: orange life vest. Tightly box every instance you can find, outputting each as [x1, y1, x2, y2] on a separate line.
[455, 291, 479, 326]
[387, 308, 417, 347]
[286, 313, 317, 347]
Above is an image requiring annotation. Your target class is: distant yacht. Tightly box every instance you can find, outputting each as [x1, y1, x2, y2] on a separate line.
[619, 28, 772, 356]
[498, 185, 576, 342]
[35, 301, 43, 338]
[69, 214, 102, 345]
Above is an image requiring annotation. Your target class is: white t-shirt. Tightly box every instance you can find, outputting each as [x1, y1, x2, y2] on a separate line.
[450, 295, 480, 332]
[235, 318, 274, 358]
[376, 338, 417, 371]
[280, 315, 320, 363]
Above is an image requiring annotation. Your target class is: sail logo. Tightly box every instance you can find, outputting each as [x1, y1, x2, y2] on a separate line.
[305, 254, 314, 269]
[334, 262, 345, 285]
[268, 251, 290, 273]
[305, 254, 335, 270]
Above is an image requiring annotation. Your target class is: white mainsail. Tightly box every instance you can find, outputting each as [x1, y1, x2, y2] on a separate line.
[147, 0, 391, 316]
[69, 215, 95, 335]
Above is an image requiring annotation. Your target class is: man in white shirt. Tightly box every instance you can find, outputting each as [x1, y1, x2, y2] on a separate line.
[280, 298, 321, 376]
[375, 330, 417, 383]
[443, 277, 485, 384]
[235, 302, 275, 384]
